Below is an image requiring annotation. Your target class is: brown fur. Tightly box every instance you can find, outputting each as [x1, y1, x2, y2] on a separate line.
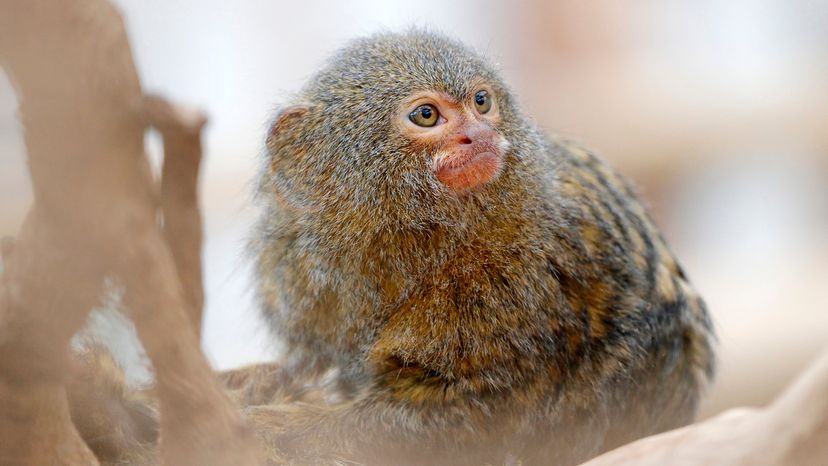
[249, 29, 715, 465]
[67, 348, 158, 465]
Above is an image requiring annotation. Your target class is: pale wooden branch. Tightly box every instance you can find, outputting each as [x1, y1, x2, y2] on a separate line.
[0, 0, 261, 465]
[144, 95, 208, 335]
[0, 214, 103, 466]
[580, 348, 828, 466]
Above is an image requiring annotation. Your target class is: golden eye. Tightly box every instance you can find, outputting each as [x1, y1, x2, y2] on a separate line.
[409, 104, 439, 127]
[474, 90, 492, 114]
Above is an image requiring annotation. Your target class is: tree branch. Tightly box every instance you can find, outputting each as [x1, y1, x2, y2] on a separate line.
[144, 95, 208, 336]
[0, 0, 261, 464]
[581, 348, 828, 466]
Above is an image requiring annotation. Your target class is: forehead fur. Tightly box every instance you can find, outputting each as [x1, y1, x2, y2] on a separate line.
[303, 30, 502, 109]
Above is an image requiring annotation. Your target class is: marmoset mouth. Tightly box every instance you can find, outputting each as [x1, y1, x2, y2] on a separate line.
[434, 150, 503, 192]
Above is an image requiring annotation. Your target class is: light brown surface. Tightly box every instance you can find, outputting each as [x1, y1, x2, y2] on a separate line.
[0, 0, 260, 464]
[582, 348, 828, 466]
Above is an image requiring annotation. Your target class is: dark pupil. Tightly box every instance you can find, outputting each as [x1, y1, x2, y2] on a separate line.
[420, 107, 432, 119]
[475, 92, 486, 105]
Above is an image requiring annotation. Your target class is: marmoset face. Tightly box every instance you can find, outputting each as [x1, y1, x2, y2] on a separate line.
[397, 84, 510, 192]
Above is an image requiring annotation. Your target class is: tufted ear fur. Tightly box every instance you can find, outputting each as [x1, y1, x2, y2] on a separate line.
[266, 104, 315, 178]
[266, 104, 312, 144]
[265, 104, 319, 211]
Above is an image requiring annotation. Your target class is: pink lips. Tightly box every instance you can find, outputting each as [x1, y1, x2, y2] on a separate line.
[435, 150, 503, 192]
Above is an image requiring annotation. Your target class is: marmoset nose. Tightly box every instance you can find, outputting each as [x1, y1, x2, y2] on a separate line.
[455, 122, 495, 146]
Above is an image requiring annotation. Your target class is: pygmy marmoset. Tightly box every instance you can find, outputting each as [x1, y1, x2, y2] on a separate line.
[238, 29, 716, 466]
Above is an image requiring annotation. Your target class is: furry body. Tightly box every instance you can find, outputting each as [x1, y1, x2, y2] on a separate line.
[249, 30, 715, 465]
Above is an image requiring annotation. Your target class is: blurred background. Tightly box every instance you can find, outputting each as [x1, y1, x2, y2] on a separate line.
[1, 0, 826, 418]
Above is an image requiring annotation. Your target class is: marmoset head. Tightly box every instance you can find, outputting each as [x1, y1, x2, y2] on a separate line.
[264, 30, 532, 229]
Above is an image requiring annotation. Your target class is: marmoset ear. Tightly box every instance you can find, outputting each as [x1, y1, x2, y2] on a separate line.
[265, 104, 318, 211]
[265, 104, 315, 178]
[266, 104, 313, 145]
